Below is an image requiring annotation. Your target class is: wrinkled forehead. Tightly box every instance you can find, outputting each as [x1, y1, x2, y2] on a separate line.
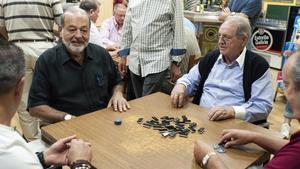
[64, 12, 90, 27]
[219, 21, 238, 35]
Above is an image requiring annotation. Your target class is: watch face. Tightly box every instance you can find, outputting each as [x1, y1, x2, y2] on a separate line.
[172, 61, 181, 66]
[64, 114, 72, 120]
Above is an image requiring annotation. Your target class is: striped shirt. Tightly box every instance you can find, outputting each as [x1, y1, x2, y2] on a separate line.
[0, 0, 63, 41]
[184, 0, 197, 11]
[118, 0, 186, 77]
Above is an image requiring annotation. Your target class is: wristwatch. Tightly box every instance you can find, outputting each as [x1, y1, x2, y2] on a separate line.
[171, 60, 181, 67]
[201, 152, 216, 168]
[64, 114, 72, 121]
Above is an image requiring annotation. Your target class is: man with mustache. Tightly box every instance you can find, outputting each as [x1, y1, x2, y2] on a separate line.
[28, 7, 130, 124]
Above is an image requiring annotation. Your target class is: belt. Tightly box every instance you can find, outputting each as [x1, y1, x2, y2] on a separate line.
[10, 39, 54, 43]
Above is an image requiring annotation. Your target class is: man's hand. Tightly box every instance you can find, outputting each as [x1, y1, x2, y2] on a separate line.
[170, 63, 182, 82]
[43, 135, 77, 165]
[118, 57, 127, 78]
[66, 139, 92, 165]
[107, 91, 130, 112]
[218, 7, 231, 21]
[107, 44, 121, 51]
[208, 106, 235, 121]
[171, 83, 187, 108]
[194, 140, 215, 165]
[219, 129, 256, 148]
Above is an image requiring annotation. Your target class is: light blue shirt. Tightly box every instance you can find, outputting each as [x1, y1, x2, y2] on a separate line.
[177, 48, 273, 122]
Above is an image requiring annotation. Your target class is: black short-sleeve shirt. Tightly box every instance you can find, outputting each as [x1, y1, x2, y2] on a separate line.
[28, 43, 122, 116]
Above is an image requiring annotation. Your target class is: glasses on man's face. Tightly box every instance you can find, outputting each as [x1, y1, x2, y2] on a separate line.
[218, 33, 234, 43]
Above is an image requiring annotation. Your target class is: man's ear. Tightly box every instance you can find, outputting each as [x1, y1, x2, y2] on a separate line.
[242, 35, 248, 46]
[59, 26, 62, 38]
[15, 76, 25, 99]
[89, 9, 94, 15]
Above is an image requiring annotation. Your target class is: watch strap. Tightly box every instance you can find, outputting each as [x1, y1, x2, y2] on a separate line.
[201, 152, 216, 168]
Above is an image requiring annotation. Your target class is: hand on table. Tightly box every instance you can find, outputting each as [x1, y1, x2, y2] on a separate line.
[171, 83, 187, 108]
[208, 106, 235, 121]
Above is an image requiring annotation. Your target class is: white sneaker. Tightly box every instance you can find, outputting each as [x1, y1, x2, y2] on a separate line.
[280, 123, 290, 139]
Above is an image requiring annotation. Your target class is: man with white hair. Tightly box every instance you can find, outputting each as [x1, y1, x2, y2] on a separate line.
[171, 16, 273, 124]
[193, 49, 300, 169]
[28, 7, 130, 124]
[100, 3, 127, 50]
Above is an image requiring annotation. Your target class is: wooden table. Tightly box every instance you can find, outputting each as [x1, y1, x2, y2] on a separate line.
[42, 92, 278, 169]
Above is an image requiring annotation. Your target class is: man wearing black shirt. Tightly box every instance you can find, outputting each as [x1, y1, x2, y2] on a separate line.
[28, 7, 130, 123]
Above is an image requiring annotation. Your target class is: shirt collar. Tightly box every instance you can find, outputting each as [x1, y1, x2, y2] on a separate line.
[217, 47, 246, 69]
[113, 16, 120, 30]
[60, 43, 94, 65]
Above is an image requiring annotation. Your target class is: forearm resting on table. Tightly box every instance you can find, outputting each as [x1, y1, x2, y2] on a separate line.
[252, 132, 288, 154]
[29, 105, 69, 123]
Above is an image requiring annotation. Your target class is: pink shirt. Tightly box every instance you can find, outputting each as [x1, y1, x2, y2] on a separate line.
[265, 131, 300, 169]
[100, 16, 122, 48]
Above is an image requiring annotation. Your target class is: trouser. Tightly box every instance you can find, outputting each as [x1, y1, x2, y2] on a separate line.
[130, 69, 168, 98]
[14, 41, 55, 141]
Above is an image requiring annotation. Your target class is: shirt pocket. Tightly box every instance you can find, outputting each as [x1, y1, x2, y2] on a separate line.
[93, 72, 109, 106]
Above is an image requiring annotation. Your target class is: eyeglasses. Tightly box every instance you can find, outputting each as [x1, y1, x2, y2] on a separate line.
[218, 33, 234, 43]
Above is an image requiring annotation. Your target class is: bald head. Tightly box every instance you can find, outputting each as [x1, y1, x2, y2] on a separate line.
[283, 52, 300, 116]
[284, 52, 300, 91]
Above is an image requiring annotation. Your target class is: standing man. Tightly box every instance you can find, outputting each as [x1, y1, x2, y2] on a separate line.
[0, 0, 63, 141]
[100, 3, 127, 50]
[218, 0, 262, 28]
[79, 0, 103, 47]
[118, 0, 186, 98]
[28, 7, 129, 124]
[162, 27, 201, 94]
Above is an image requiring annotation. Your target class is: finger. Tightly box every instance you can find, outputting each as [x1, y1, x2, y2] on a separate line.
[171, 93, 178, 107]
[122, 102, 127, 112]
[60, 135, 77, 144]
[208, 108, 218, 120]
[107, 99, 112, 108]
[177, 94, 184, 108]
[125, 102, 131, 109]
[210, 110, 223, 121]
[224, 139, 239, 148]
[118, 100, 123, 112]
[219, 132, 233, 145]
[118, 63, 122, 72]
[221, 129, 231, 136]
[113, 99, 118, 111]
[215, 110, 227, 120]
